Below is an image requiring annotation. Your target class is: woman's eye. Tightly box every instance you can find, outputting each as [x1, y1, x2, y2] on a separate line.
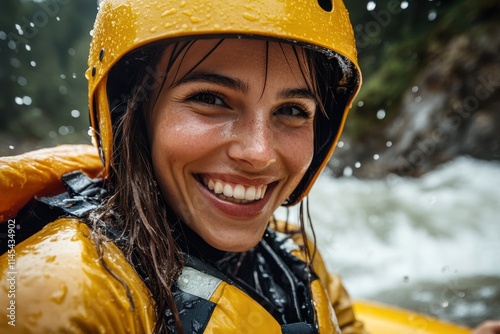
[276, 105, 312, 119]
[189, 92, 225, 106]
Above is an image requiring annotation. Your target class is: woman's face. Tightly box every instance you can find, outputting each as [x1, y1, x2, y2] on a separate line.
[148, 39, 316, 251]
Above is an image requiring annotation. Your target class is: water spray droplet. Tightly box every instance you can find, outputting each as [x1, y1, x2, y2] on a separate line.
[10, 58, 21, 68]
[428, 10, 437, 21]
[59, 126, 69, 136]
[376, 109, 386, 120]
[15, 24, 23, 35]
[367, 1, 376, 11]
[17, 77, 27, 86]
[23, 96, 32, 106]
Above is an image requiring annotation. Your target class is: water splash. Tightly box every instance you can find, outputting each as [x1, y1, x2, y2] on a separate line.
[276, 157, 500, 324]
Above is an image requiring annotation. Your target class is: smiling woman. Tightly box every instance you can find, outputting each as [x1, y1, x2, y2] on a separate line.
[95, 27, 361, 330]
[0, 0, 365, 333]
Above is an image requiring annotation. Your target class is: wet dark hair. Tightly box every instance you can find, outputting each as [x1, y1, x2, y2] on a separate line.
[93, 37, 350, 333]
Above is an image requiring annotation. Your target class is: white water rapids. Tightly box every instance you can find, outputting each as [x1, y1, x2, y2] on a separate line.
[276, 156, 500, 327]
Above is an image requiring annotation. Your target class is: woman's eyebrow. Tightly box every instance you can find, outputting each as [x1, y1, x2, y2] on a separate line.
[278, 88, 317, 102]
[173, 72, 249, 93]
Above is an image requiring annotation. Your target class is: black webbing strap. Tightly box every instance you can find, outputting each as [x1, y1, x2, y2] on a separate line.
[0, 171, 107, 254]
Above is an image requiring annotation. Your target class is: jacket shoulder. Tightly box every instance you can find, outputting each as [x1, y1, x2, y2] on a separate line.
[0, 144, 103, 222]
[0, 218, 154, 333]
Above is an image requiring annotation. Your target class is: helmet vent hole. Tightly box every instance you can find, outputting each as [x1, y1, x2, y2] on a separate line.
[318, 0, 333, 12]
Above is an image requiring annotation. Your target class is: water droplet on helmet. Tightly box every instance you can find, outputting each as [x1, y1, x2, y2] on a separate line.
[162, 8, 177, 17]
[190, 16, 201, 23]
[242, 12, 259, 21]
[50, 284, 67, 304]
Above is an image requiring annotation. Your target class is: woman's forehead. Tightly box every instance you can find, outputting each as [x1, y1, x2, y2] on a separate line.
[157, 38, 312, 86]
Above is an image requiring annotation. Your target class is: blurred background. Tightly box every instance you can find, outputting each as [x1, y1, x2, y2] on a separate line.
[1, 0, 499, 327]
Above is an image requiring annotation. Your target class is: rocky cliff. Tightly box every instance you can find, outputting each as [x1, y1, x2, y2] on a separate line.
[331, 0, 500, 178]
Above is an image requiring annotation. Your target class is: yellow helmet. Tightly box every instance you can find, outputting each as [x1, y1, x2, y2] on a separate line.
[87, 0, 362, 205]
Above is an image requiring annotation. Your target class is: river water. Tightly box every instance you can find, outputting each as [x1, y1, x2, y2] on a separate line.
[276, 156, 500, 327]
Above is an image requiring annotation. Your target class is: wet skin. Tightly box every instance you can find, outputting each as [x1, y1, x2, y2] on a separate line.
[147, 39, 316, 251]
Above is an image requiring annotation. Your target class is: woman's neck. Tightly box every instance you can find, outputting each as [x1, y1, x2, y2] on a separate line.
[172, 219, 233, 264]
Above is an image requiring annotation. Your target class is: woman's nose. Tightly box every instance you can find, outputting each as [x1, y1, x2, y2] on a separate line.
[227, 115, 277, 170]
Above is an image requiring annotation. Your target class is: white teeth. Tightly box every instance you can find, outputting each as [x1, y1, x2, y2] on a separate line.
[223, 184, 233, 197]
[244, 186, 256, 201]
[202, 177, 268, 202]
[256, 187, 262, 199]
[233, 184, 246, 200]
[214, 181, 223, 194]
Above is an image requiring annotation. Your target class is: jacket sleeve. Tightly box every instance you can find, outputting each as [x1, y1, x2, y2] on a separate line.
[0, 218, 155, 334]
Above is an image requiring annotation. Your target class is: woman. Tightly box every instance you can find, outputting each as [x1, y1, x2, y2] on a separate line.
[3, 0, 355, 333]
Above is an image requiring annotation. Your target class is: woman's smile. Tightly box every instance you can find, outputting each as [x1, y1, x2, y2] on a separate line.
[194, 173, 278, 219]
[147, 38, 316, 251]
[200, 175, 269, 203]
